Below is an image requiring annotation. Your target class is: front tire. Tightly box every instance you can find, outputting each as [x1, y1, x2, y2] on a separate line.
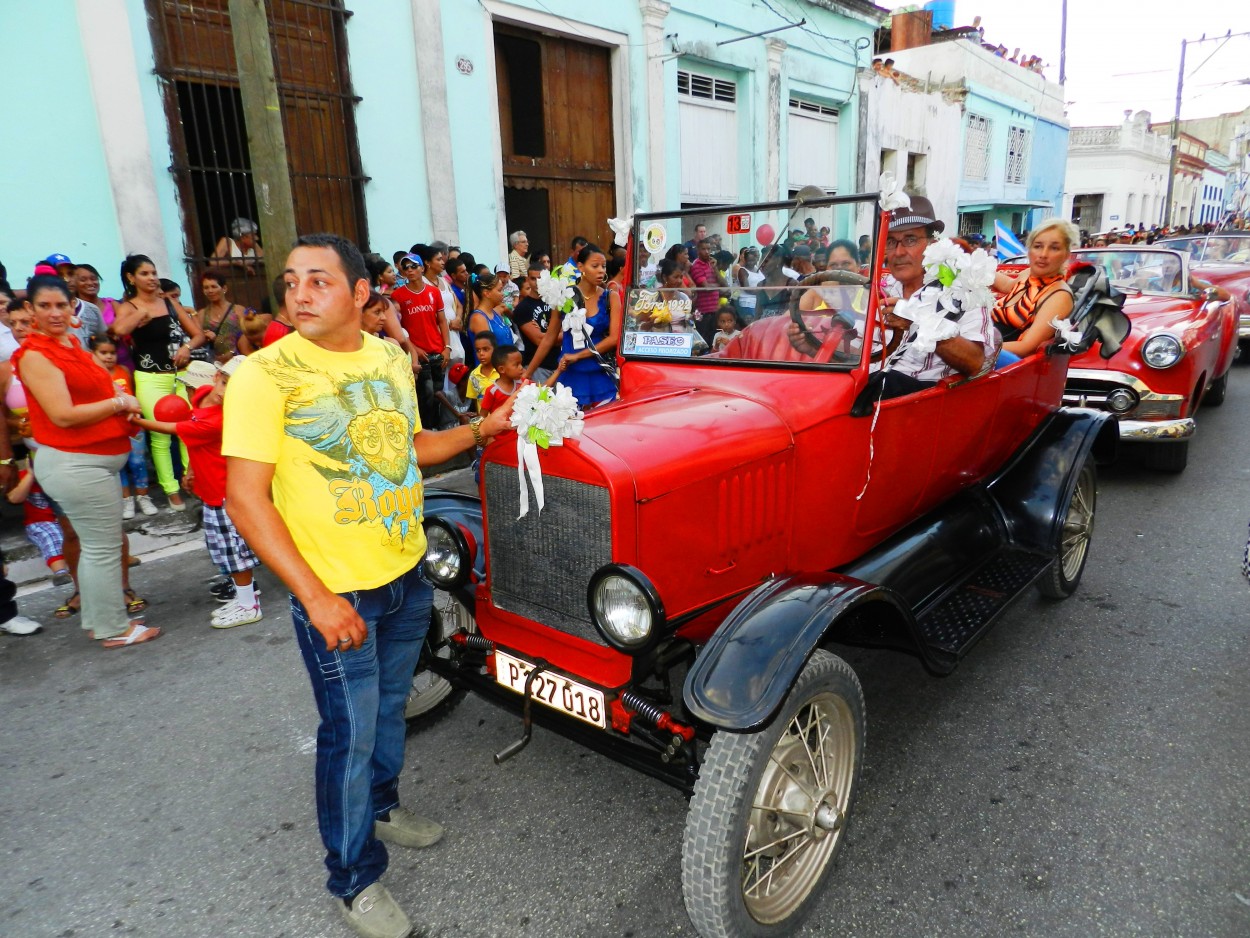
[682, 650, 864, 938]
[1142, 440, 1189, 473]
[405, 590, 474, 732]
[1204, 370, 1228, 407]
[1038, 459, 1096, 599]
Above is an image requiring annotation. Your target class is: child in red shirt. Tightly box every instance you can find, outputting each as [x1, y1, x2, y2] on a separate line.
[131, 359, 262, 629]
[480, 344, 524, 414]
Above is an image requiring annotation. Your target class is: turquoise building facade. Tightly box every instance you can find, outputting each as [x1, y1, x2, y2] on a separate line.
[2, 0, 883, 297]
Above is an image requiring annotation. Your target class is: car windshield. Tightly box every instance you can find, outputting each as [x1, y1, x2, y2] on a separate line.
[1154, 234, 1250, 265]
[623, 194, 880, 368]
[1071, 248, 1189, 296]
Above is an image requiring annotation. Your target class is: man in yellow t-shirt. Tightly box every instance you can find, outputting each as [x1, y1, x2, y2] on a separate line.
[223, 233, 514, 938]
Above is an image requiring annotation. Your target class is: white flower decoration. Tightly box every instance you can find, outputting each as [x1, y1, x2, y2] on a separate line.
[878, 171, 911, 212]
[607, 217, 633, 248]
[510, 383, 585, 517]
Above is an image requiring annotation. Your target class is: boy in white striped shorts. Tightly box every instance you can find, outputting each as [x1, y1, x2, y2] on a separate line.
[132, 359, 261, 628]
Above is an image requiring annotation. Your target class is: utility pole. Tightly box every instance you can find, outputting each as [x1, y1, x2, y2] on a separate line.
[1163, 39, 1187, 228]
[229, 0, 297, 292]
[1162, 30, 1250, 228]
[1059, 0, 1068, 84]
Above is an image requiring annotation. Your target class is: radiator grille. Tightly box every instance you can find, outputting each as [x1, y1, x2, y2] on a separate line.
[484, 462, 612, 645]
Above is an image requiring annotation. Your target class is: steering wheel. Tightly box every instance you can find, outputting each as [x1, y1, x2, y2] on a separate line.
[786, 270, 901, 363]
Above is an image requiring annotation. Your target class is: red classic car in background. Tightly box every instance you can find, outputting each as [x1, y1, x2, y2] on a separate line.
[1155, 233, 1250, 358]
[1063, 246, 1237, 472]
[414, 191, 1120, 938]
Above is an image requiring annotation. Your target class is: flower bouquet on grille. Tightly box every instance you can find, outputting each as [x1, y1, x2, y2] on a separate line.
[510, 382, 585, 518]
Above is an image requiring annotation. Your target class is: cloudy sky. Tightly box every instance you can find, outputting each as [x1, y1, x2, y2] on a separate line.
[951, 0, 1250, 127]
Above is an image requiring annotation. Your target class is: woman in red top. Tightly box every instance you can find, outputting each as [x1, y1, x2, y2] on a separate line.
[13, 276, 160, 648]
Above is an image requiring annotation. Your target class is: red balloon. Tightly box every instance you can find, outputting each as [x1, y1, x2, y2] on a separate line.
[756, 223, 776, 246]
[152, 394, 191, 423]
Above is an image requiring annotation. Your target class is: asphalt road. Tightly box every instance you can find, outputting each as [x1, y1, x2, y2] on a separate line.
[3, 378, 1249, 938]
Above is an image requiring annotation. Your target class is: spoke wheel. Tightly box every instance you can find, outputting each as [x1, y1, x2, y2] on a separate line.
[682, 650, 864, 938]
[405, 590, 474, 732]
[1039, 460, 1096, 599]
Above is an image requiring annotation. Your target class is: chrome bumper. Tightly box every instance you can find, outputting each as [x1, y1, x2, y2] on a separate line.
[1118, 417, 1195, 442]
[1239, 314, 1250, 340]
[1063, 368, 1185, 419]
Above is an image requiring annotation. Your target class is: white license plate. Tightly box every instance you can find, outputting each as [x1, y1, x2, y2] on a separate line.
[494, 651, 607, 730]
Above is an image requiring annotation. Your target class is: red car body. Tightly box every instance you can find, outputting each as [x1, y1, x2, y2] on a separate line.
[416, 192, 1117, 938]
[1061, 247, 1235, 471]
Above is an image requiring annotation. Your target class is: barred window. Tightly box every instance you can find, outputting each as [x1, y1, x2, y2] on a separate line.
[964, 114, 992, 180]
[1006, 125, 1030, 184]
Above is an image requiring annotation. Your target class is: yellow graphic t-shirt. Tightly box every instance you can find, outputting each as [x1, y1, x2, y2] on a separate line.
[222, 332, 427, 594]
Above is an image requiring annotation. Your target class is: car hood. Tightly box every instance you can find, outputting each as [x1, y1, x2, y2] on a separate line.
[1071, 294, 1202, 368]
[573, 388, 794, 500]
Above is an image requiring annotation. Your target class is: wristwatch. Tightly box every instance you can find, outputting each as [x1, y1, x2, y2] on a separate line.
[469, 416, 485, 448]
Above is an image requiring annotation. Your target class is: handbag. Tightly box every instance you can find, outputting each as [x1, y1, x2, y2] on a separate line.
[190, 303, 233, 362]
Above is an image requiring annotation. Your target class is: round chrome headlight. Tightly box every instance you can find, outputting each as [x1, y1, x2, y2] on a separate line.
[1142, 334, 1182, 369]
[423, 520, 469, 589]
[588, 565, 664, 652]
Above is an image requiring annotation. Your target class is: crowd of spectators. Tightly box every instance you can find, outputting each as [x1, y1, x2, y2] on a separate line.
[0, 224, 621, 639]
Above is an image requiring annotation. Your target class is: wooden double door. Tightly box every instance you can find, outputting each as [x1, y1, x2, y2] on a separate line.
[495, 24, 617, 261]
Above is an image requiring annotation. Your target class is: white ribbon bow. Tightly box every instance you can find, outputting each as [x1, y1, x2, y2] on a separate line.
[562, 308, 588, 349]
[878, 171, 911, 212]
[517, 435, 545, 518]
[607, 216, 633, 248]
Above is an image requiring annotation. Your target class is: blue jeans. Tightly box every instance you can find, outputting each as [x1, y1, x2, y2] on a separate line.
[120, 430, 149, 491]
[290, 565, 433, 898]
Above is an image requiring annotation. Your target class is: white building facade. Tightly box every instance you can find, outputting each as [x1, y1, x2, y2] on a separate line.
[853, 67, 964, 235]
[1063, 112, 1170, 234]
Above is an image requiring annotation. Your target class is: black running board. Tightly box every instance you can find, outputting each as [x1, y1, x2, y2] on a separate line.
[915, 548, 1052, 663]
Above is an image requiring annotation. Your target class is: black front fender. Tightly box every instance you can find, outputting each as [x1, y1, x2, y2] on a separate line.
[683, 573, 911, 731]
[987, 407, 1116, 553]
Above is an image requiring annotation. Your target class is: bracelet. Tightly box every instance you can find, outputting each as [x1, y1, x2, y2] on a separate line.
[112, 396, 125, 413]
[469, 416, 484, 448]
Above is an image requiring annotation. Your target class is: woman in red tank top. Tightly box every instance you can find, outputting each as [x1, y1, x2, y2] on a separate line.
[12, 276, 161, 649]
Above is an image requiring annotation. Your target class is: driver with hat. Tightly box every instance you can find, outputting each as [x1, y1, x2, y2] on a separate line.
[783, 195, 997, 402]
[867, 195, 997, 399]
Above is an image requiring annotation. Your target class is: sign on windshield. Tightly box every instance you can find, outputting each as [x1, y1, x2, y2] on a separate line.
[624, 194, 880, 368]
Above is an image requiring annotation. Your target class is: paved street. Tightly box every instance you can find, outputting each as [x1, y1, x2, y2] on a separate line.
[3, 381, 1249, 938]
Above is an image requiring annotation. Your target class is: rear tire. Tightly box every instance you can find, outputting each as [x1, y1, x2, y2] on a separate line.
[1142, 440, 1189, 473]
[1039, 460, 1096, 600]
[682, 650, 864, 938]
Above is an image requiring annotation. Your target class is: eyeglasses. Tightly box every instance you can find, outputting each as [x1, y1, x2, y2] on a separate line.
[399, 263, 418, 271]
[886, 235, 927, 250]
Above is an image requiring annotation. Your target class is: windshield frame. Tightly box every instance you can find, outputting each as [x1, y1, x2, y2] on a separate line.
[624, 191, 887, 372]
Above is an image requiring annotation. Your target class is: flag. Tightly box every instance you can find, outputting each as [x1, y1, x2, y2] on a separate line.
[995, 220, 1026, 260]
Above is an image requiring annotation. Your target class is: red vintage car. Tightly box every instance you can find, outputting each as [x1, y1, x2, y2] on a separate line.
[1062, 246, 1237, 472]
[413, 192, 1117, 938]
[1155, 232, 1250, 357]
